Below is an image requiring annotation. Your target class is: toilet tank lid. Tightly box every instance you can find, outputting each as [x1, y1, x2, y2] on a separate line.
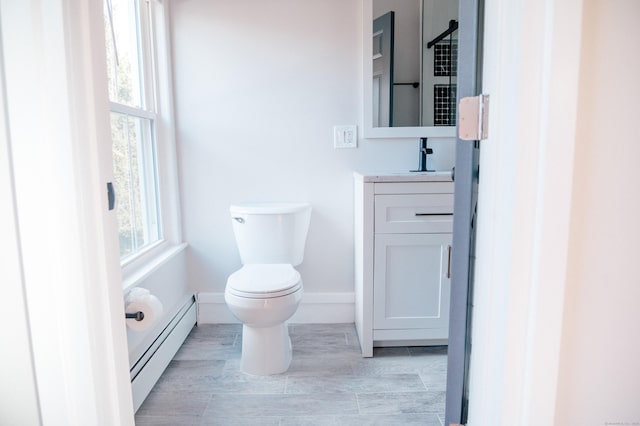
[230, 202, 311, 215]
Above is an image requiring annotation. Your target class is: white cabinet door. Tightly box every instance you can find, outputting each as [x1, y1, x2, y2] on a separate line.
[373, 233, 451, 336]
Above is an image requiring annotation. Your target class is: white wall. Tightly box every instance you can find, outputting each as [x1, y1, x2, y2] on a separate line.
[556, 0, 640, 423]
[169, 0, 455, 311]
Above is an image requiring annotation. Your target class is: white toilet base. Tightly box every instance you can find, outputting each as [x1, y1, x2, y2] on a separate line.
[240, 323, 292, 375]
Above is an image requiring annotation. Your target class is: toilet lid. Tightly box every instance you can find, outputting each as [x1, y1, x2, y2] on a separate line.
[227, 264, 301, 298]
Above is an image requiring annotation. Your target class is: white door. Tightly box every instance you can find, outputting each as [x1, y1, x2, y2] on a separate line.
[373, 233, 451, 335]
[0, 51, 41, 425]
[0, 1, 134, 424]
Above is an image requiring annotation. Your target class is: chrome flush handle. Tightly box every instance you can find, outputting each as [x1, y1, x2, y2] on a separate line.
[233, 217, 245, 224]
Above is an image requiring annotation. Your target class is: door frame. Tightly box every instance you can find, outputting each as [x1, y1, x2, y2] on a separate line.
[445, 0, 483, 423]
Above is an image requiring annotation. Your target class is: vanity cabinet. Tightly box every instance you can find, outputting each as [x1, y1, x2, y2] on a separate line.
[354, 173, 454, 357]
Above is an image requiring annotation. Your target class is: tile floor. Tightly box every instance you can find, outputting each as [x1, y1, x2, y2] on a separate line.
[135, 323, 447, 425]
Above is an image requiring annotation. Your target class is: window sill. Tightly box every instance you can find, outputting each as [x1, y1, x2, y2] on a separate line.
[122, 242, 188, 292]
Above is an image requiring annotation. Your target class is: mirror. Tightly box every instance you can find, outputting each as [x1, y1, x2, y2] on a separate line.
[364, 0, 459, 138]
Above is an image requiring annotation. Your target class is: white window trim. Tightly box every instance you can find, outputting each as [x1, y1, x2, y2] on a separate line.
[109, 102, 156, 119]
[122, 242, 187, 292]
[118, 0, 185, 288]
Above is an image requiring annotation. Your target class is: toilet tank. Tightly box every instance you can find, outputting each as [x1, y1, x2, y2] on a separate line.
[230, 202, 312, 265]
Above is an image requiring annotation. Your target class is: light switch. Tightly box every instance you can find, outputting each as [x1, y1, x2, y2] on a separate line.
[334, 125, 358, 149]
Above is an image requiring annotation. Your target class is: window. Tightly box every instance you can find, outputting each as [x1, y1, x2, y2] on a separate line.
[104, 0, 162, 260]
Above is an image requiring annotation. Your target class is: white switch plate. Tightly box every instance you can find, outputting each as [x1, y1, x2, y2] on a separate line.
[334, 125, 357, 149]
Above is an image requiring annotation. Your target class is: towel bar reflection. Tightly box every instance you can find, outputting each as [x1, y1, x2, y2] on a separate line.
[393, 82, 420, 88]
[125, 311, 145, 321]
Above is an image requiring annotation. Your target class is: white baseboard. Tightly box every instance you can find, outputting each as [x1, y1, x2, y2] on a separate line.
[196, 292, 355, 324]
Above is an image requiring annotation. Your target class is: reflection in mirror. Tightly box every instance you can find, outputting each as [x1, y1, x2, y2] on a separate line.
[372, 0, 458, 128]
[372, 11, 395, 127]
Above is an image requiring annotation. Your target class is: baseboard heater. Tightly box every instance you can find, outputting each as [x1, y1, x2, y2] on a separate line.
[130, 293, 197, 412]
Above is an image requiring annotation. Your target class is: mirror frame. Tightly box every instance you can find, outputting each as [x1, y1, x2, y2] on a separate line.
[363, 0, 457, 139]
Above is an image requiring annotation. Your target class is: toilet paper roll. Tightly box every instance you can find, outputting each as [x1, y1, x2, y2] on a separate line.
[125, 288, 163, 332]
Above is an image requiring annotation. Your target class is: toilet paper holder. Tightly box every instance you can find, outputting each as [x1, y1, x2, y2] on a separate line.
[125, 311, 145, 321]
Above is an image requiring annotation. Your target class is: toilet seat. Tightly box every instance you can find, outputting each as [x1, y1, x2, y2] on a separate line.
[227, 264, 301, 299]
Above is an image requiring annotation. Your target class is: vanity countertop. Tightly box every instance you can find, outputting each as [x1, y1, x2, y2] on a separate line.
[354, 170, 453, 183]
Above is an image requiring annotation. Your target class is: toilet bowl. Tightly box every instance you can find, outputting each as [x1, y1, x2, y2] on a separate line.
[225, 264, 303, 375]
[225, 202, 311, 375]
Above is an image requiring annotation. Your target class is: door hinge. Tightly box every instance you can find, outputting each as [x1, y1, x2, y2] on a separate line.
[458, 94, 489, 141]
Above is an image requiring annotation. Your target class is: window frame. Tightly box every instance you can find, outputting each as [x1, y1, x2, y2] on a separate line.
[106, 0, 184, 283]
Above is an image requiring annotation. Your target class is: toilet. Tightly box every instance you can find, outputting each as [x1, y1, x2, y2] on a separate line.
[225, 202, 311, 375]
